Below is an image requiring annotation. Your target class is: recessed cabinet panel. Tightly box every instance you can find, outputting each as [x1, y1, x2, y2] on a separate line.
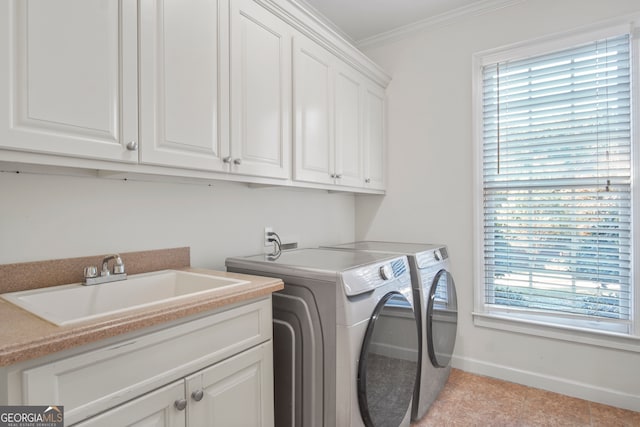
[139, 0, 226, 171]
[0, 0, 138, 162]
[163, 0, 217, 152]
[364, 86, 386, 190]
[230, 0, 291, 179]
[334, 67, 363, 187]
[24, 1, 114, 136]
[293, 37, 333, 184]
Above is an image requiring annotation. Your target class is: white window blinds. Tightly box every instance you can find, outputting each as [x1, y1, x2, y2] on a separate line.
[481, 34, 632, 331]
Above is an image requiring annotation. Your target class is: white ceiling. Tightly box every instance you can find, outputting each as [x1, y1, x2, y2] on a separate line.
[301, 0, 488, 42]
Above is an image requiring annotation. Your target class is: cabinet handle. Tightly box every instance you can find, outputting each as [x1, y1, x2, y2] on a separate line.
[174, 399, 187, 411]
[223, 156, 232, 164]
[233, 158, 242, 165]
[126, 141, 138, 151]
[191, 390, 204, 402]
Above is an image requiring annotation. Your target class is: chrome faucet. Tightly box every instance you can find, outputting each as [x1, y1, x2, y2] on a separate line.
[83, 253, 127, 286]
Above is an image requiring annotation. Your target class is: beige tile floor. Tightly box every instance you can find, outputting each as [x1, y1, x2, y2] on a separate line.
[411, 369, 640, 426]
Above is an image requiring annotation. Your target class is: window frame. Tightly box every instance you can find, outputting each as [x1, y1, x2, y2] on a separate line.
[471, 18, 640, 351]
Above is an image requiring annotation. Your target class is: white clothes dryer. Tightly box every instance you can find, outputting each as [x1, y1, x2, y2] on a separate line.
[226, 248, 419, 427]
[322, 242, 458, 421]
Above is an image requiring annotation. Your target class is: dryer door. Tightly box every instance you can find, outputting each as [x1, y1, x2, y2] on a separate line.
[427, 269, 458, 368]
[357, 292, 419, 427]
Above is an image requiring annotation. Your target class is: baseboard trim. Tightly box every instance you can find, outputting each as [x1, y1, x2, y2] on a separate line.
[450, 355, 640, 412]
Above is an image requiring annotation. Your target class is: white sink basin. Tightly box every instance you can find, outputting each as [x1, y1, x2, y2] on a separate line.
[1, 270, 249, 326]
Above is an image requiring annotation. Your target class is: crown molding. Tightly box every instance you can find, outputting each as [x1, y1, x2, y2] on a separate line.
[292, 0, 357, 45]
[357, 0, 525, 49]
[256, 0, 392, 86]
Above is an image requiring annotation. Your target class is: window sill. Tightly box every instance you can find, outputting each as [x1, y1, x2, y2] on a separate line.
[472, 312, 640, 353]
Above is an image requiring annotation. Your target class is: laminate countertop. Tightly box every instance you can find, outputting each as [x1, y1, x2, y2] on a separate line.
[0, 268, 283, 366]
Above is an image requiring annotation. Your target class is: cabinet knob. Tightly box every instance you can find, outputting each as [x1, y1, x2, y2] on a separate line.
[223, 156, 232, 164]
[365, 178, 371, 184]
[126, 141, 138, 151]
[191, 390, 204, 402]
[174, 399, 187, 411]
[336, 174, 343, 179]
[233, 158, 242, 165]
[330, 173, 336, 178]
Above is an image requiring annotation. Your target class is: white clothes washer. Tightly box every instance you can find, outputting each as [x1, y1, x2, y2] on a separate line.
[322, 242, 458, 421]
[226, 248, 419, 427]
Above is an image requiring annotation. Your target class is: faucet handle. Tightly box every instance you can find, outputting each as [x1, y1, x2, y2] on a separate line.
[84, 266, 98, 279]
[113, 262, 125, 274]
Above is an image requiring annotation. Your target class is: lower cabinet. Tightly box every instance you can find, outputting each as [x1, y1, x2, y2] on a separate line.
[2, 298, 274, 426]
[75, 343, 273, 427]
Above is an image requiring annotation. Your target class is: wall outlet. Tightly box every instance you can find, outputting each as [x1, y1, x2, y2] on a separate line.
[264, 227, 273, 247]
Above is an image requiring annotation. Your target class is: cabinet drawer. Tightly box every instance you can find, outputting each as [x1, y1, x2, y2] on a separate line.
[22, 298, 271, 425]
[72, 380, 186, 427]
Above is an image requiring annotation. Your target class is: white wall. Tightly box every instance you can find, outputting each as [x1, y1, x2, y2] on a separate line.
[0, 171, 355, 269]
[356, 0, 640, 410]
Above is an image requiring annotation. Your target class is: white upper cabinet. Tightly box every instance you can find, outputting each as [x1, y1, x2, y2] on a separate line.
[363, 84, 386, 190]
[292, 35, 333, 185]
[229, 0, 292, 179]
[0, 0, 388, 192]
[139, 0, 227, 172]
[140, 0, 291, 179]
[334, 63, 364, 188]
[0, 0, 138, 162]
[293, 34, 379, 188]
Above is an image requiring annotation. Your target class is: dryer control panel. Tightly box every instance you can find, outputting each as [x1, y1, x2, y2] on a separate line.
[416, 245, 448, 269]
[341, 256, 410, 296]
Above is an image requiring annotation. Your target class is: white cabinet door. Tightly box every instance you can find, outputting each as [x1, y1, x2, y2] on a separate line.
[229, 0, 291, 179]
[0, 0, 138, 162]
[74, 380, 186, 427]
[334, 63, 364, 187]
[186, 342, 274, 427]
[363, 84, 386, 190]
[294, 34, 376, 189]
[139, 0, 227, 171]
[293, 35, 334, 185]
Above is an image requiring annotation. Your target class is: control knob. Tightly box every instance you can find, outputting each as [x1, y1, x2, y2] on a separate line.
[379, 264, 393, 280]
